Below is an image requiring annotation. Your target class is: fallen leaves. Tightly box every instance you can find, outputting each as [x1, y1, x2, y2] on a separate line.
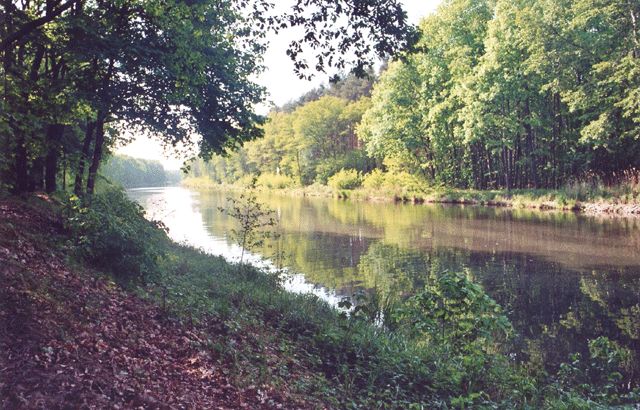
[0, 198, 307, 409]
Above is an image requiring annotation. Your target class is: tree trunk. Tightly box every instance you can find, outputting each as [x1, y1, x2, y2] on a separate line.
[74, 121, 96, 196]
[86, 118, 105, 195]
[296, 151, 303, 186]
[45, 123, 65, 193]
[553, 93, 561, 189]
[9, 40, 45, 194]
[62, 152, 67, 191]
[630, 1, 639, 58]
[503, 146, 511, 191]
[30, 156, 45, 191]
[14, 134, 29, 194]
[524, 97, 537, 188]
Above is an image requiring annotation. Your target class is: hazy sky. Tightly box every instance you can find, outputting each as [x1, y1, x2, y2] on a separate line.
[117, 0, 441, 170]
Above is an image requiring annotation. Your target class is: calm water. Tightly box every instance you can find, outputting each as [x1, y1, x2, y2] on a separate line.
[128, 186, 640, 376]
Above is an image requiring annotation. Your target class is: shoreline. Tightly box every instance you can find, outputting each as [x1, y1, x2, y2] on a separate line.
[2, 193, 638, 408]
[181, 179, 640, 217]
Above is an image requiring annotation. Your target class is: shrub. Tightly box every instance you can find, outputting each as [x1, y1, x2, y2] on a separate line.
[390, 271, 512, 349]
[551, 337, 637, 403]
[314, 150, 373, 184]
[382, 171, 425, 193]
[362, 170, 427, 194]
[256, 173, 296, 189]
[218, 186, 277, 266]
[181, 176, 218, 189]
[362, 169, 386, 190]
[327, 169, 362, 190]
[64, 188, 167, 282]
[235, 174, 258, 187]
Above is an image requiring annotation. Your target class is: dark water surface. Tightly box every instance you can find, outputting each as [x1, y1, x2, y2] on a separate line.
[128, 186, 640, 376]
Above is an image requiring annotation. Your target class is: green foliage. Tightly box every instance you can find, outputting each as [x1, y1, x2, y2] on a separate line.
[185, 91, 372, 187]
[256, 173, 296, 189]
[1, 0, 413, 194]
[314, 150, 372, 185]
[64, 189, 167, 281]
[361, 169, 386, 190]
[218, 183, 278, 265]
[381, 172, 426, 194]
[327, 169, 362, 190]
[392, 271, 512, 349]
[546, 337, 640, 407]
[357, 0, 640, 189]
[150, 241, 640, 408]
[361, 170, 427, 198]
[53, 189, 636, 408]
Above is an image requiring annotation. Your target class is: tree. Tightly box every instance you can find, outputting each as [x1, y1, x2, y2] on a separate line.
[358, 0, 640, 189]
[101, 155, 170, 188]
[218, 183, 277, 266]
[1, 0, 416, 194]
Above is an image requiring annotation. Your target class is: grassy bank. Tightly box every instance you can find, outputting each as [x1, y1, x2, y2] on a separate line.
[2, 190, 638, 408]
[182, 174, 640, 216]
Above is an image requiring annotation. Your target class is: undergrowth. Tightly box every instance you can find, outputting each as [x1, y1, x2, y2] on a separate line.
[183, 169, 640, 212]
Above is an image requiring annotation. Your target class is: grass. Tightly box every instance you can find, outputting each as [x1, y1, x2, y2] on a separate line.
[182, 170, 640, 215]
[141, 245, 521, 407]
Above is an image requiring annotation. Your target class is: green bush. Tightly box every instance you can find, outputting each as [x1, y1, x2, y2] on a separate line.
[256, 172, 296, 189]
[314, 150, 373, 185]
[64, 188, 167, 281]
[382, 171, 426, 193]
[361, 170, 427, 193]
[235, 174, 258, 187]
[327, 169, 362, 190]
[391, 271, 512, 349]
[362, 169, 386, 190]
[549, 336, 639, 405]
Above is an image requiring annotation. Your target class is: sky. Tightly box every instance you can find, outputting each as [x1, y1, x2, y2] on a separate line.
[117, 0, 442, 170]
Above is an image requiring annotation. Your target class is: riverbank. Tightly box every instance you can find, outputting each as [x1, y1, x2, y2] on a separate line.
[0, 195, 327, 408]
[2, 192, 638, 408]
[182, 176, 640, 217]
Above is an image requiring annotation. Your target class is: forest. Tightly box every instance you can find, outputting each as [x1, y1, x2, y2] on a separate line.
[187, 0, 640, 197]
[101, 155, 180, 188]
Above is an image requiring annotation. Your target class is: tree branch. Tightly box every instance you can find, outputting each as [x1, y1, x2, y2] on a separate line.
[0, 0, 77, 52]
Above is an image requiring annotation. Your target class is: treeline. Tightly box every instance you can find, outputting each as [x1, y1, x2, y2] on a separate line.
[101, 155, 180, 188]
[360, 0, 640, 189]
[188, 74, 377, 186]
[191, 0, 640, 191]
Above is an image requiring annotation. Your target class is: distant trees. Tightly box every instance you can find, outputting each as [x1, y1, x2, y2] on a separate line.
[101, 155, 177, 188]
[1, 0, 414, 195]
[192, 0, 639, 192]
[188, 74, 375, 185]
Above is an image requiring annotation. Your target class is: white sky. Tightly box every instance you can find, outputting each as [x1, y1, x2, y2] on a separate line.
[116, 0, 441, 170]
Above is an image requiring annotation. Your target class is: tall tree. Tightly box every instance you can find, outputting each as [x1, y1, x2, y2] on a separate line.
[1, 0, 415, 193]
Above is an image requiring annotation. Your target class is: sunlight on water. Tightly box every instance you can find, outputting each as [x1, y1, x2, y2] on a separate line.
[128, 186, 344, 307]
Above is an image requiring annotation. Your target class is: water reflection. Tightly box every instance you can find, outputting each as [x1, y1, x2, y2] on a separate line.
[127, 187, 344, 305]
[128, 187, 640, 377]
